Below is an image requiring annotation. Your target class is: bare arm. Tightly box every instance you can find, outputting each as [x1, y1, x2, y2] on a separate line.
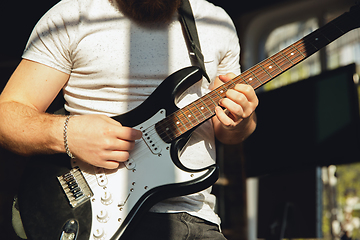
[0, 59, 141, 169]
[211, 73, 258, 145]
[0, 59, 69, 154]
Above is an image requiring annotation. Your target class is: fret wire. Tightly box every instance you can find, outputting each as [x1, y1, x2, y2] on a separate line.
[247, 66, 268, 85]
[262, 60, 280, 81]
[215, 86, 226, 98]
[326, 22, 346, 41]
[199, 97, 215, 116]
[288, 44, 306, 63]
[183, 106, 200, 126]
[207, 91, 221, 107]
[155, 120, 167, 140]
[213, 89, 223, 100]
[176, 111, 192, 130]
[240, 71, 253, 84]
[269, 56, 283, 71]
[290, 42, 306, 58]
[275, 56, 292, 72]
[224, 81, 236, 91]
[162, 89, 221, 141]
[167, 115, 184, 134]
[264, 58, 282, 76]
[305, 27, 331, 45]
[272, 51, 291, 70]
[305, 36, 321, 51]
[248, 67, 264, 85]
[230, 76, 243, 87]
[282, 43, 302, 60]
[253, 65, 269, 83]
[241, 76, 249, 85]
[330, 20, 345, 34]
[302, 29, 329, 54]
[239, 75, 251, 87]
[192, 102, 208, 122]
[158, 120, 176, 142]
[319, 17, 347, 42]
[321, 31, 331, 42]
[292, 44, 306, 55]
[280, 42, 304, 69]
[298, 43, 314, 57]
[259, 64, 272, 78]
[157, 128, 169, 143]
[204, 92, 218, 107]
[175, 109, 189, 126]
[332, 12, 356, 33]
[159, 113, 185, 140]
[237, 76, 248, 85]
[240, 73, 261, 89]
[279, 48, 294, 65]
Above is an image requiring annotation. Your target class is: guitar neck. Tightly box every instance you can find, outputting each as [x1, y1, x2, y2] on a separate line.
[156, 5, 360, 143]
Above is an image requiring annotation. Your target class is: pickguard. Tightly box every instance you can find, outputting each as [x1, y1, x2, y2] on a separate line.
[65, 109, 212, 240]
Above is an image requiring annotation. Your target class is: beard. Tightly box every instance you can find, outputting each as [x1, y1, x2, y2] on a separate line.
[115, 0, 182, 24]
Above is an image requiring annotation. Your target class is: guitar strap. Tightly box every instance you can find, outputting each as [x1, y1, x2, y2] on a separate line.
[178, 0, 211, 83]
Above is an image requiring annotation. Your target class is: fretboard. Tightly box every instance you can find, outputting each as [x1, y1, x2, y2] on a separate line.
[156, 5, 360, 143]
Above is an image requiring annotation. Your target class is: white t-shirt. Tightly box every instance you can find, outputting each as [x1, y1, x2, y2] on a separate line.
[23, 0, 240, 226]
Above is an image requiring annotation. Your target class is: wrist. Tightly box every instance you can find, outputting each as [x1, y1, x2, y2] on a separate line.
[214, 112, 257, 144]
[63, 115, 75, 158]
[45, 115, 70, 154]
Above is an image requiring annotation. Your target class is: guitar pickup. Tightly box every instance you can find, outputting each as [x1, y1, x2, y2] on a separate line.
[141, 126, 162, 155]
[58, 167, 93, 208]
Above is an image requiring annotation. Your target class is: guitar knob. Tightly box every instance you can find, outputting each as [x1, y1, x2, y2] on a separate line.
[100, 191, 112, 205]
[97, 209, 109, 223]
[93, 228, 105, 239]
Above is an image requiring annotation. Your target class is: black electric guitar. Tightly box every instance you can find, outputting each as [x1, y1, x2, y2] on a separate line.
[18, 5, 360, 240]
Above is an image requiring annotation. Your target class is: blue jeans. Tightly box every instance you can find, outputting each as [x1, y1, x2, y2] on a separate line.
[125, 212, 227, 240]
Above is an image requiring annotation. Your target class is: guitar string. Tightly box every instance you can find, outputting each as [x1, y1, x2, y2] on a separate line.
[156, 14, 348, 142]
[131, 12, 346, 151]
[65, 11, 350, 219]
[152, 4, 349, 154]
[153, 46, 304, 143]
[73, 13, 350, 188]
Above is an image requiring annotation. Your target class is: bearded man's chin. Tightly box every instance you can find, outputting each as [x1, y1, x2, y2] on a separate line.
[115, 0, 182, 24]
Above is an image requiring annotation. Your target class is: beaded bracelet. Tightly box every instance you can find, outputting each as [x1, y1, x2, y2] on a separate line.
[63, 115, 75, 159]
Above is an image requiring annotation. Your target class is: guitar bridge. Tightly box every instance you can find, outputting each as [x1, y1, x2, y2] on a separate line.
[57, 167, 93, 208]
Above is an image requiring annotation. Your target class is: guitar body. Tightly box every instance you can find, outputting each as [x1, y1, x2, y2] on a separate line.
[17, 4, 360, 238]
[18, 154, 93, 240]
[18, 66, 219, 240]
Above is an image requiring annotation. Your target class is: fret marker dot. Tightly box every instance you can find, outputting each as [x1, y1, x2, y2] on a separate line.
[220, 90, 224, 93]
[269, 66, 272, 69]
[166, 128, 169, 131]
[176, 121, 180, 125]
[188, 115, 192, 118]
[291, 53, 294, 55]
[249, 78, 252, 80]
[201, 107, 204, 110]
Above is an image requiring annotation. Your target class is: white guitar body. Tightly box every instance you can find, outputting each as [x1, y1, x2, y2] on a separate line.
[18, 67, 218, 240]
[74, 109, 211, 240]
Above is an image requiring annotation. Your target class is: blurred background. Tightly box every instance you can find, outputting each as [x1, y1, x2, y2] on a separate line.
[1, 0, 360, 239]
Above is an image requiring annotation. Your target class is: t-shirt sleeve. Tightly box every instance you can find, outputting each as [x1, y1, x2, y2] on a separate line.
[216, 11, 241, 76]
[22, 0, 79, 74]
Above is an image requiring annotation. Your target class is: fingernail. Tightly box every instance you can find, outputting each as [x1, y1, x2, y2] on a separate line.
[219, 99, 223, 106]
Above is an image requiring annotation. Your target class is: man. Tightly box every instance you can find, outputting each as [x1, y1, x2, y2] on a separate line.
[0, 0, 258, 239]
